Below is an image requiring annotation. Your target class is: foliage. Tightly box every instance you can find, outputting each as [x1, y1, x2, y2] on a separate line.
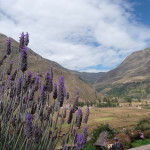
[84, 141, 96, 150]
[116, 133, 131, 149]
[91, 123, 115, 143]
[78, 97, 119, 108]
[135, 118, 150, 131]
[96, 80, 150, 100]
[129, 131, 141, 141]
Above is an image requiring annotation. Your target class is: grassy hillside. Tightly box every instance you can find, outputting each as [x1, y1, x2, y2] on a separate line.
[96, 80, 150, 100]
[0, 33, 99, 102]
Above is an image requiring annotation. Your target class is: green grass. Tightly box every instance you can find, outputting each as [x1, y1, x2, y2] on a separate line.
[143, 107, 150, 109]
[94, 117, 115, 122]
[131, 139, 150, 148]
[84, 141, 96, 150]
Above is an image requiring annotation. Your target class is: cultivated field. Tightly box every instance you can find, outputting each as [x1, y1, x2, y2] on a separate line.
[85, 107, 150, 132]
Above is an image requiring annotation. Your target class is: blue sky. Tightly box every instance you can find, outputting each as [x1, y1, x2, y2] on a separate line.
[0, 0, 150, 72]
[127, 0, 150, 26]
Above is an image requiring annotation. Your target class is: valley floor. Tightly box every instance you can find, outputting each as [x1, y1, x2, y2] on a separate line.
[84, 106, 150, 132]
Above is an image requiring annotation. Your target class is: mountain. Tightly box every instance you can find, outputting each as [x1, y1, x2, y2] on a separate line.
[96, 47, 150, 99]
[0, 33, 99, 102]
[71, 70, 106, 84]
[97, 47, 150, 84]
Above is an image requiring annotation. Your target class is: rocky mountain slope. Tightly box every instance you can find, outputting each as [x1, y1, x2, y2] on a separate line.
[96, 47, 150, 99]
[97, 47, 150, 85]
[0, 33, 99, 102]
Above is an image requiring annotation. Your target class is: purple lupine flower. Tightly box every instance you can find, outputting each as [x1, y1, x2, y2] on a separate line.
[31, 103, 37, 114]
[7, 61, 13, 75]
[50, 66, 53, 79]
[19, 32, 25, 51]
[6, 103, 12, 118]
[72, 95, 79, 112]
[66, 92, 69, 100]
[73, 129, 77, 144]
[83, 107, 90, 124]
[82, 126, 88, 145]
[45, 106, 53, 120]
[23, 96, 28, 104]
[58, 76, 65, 107]
[34, 127, 42, 143]
[16, 77, 22, 96]
[75, 133, 84, 150]
[6, 37, 11, 55]
[24, 72, 32, 92]
[29, 87, 35, 101]
[34, 75, 40, 91]
[76, 109, 83, 128]
[76, 90, 79, 95]
[40, 85, 46, 106]
[1, 84, 5, 94]
[53, 83, 57, 99]
[44, 72, 53, 92]
[25, 113, 32, 138]
[67, 108, 74, 124]
[0, 100, 3, 114]
[20, 47, 27, 72]
[48, 74, 53, 92]
[24, 32, 29, 46]
[9, 69, 17, 81]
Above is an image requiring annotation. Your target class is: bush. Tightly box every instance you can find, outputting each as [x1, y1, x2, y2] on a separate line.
[116, 133, 131, 149]
[130, 131, 140, 141]
[135, 118, 150, 131]
[91, 123, 115, 143]
[84, 141, 96, 150]
[144, 130, 150, 138]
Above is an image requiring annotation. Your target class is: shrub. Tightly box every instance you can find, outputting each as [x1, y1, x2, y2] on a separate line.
[116, 133, 131, 149]
[130, 131, 140, 141]
[84, 141, 96, 150]
[135, 118, 150, 131]
[91, 123, 115, 143]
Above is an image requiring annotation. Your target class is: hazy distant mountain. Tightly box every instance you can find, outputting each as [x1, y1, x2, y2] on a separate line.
[71, 70, 106, 84]
[97, 47, 150, 85]
[0, 33, 99, 102]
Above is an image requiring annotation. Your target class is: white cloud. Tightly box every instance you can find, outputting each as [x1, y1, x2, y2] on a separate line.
[0, 0, 150, 72]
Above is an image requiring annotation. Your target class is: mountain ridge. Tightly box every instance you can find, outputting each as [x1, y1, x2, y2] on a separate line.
[0, 33, 99, 102]
[96, 47, 150, 85]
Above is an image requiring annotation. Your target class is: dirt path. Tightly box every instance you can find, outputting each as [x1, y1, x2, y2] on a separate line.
[128, 144, 150, 150]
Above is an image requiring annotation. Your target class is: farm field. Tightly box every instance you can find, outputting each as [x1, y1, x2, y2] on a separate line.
[84, 107, 150, 132]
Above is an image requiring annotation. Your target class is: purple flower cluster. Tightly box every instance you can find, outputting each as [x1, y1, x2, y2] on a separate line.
[25, 113, 33, 138]
[20, 47, 28, 72]
[6, 37, 11, 55]
[0, 32, 89, 150]
[58, 76, 65, 107]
